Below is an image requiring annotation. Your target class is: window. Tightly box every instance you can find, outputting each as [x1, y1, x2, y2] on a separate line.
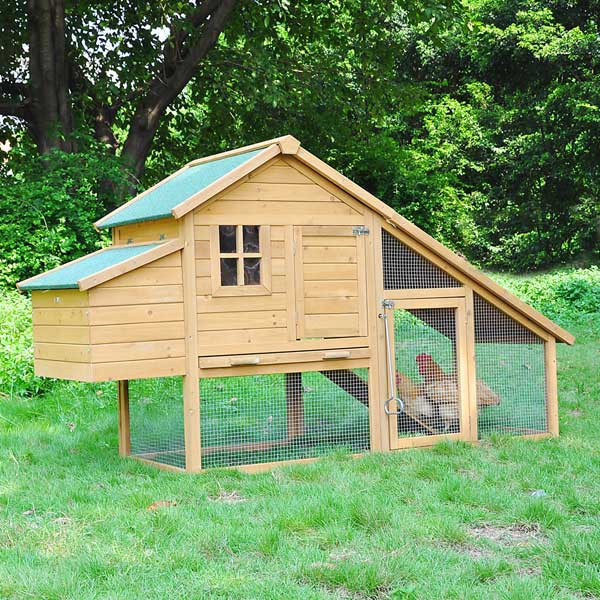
[210, 225, 271, 296]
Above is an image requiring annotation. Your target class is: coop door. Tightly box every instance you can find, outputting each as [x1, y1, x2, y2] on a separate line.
[294, 225, 368, 339]
[384, 298, 471, 449]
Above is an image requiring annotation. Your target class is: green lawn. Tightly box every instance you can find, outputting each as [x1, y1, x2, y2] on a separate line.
[1, 315, 599, 599]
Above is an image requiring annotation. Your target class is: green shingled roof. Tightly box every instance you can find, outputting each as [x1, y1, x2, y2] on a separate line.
[97, 148, 264, 229]
[18, 243, 161, 291]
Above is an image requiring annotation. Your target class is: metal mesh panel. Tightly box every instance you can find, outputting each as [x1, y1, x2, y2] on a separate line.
[473, 294, 547, 437]
[199, 369, 370, 468]
[393, 308, 463, 438]
[129, 376, 185, 468]
[382, 230, 462, 289]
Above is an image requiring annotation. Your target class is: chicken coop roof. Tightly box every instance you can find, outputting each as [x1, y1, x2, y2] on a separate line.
[95, 148, 265, 229]
[17, 242, 180, 291]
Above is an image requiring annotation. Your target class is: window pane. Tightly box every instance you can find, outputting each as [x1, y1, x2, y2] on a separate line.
[219, 225, 237, 253]
[220, 258, 238, 286]
[243, 225, 260, 253]
[244, 257, 261, 285]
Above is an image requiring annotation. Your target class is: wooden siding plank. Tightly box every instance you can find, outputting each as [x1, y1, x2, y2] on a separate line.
[91, 339, 185, 363]
[304, 280, 359, 298]
[92, 357, 186, 381]
[303, 246, 357, 264]
[35, 343, 91, 363]
[31, 289, 89, 308]
[220, 182, 339, 202]
[194, 225, 210, 241]
[90, 322, 184, 344]
[194, 213, 363, 226]
[198, 310, 287, 331]
[198, 327, 288, 348]
[271, 226, 285, 241]
[89, 285, 184, 306]
[88, 303, 184, 326]
[33, 325, 91, 344]
[33, 307, 90, 326]
[101, 267, 182, 288]
[304, 314, 360, 338]
[249, 165, 313, 185]
[304, 297, 359, 314]
[194, 240, 210, 259]
[201, 200, 359, 218]
[34, 359, 93, 381]
[113, 218, 179, 245]
[302, 236, 359, 247]
[196, 293, 286, 313]
[303, 263, 357, 280]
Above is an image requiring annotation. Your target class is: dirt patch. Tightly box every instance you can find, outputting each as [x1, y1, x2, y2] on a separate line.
[469, 523, 545, 546]
[208, 490, 246, 504]
[569, 409, 583, 417]
[518, 565, 542, 577]
[146, 500, 177, 510]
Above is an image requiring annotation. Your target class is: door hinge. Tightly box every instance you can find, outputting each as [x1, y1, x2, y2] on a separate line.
[352, 225, 370, 236]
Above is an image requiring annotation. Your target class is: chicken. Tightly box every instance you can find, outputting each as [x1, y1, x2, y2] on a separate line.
[415, 353, 501, 431]
[395, 372, 434, 420]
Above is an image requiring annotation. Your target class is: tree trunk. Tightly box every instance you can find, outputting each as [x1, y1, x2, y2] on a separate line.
[27, 0, 75, 153]
[121, 0, 238, 180]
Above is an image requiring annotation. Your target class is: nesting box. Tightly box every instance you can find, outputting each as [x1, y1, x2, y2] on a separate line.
[18, 135, 574, 473]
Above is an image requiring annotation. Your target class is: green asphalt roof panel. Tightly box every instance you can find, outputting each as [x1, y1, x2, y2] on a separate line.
[98, 148, 265, 229]
[19, 243, 161, 291]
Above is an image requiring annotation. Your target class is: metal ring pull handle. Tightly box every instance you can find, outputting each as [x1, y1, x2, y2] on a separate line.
[384, 397, 404, 415]
[380, 301, 405, 415]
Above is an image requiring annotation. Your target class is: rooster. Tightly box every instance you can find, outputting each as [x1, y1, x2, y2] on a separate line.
[415, 353, 501, 431]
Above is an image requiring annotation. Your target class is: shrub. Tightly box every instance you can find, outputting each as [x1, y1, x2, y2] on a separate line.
[492, 267, 600, 322]
[0, 290, 48, 399]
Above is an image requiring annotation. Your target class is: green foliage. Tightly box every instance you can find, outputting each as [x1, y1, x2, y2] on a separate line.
[492, 267, 600, 322]
[0, 142, 127, 288]
[1, 0, 599, 279]
[0, 290, 46, 399]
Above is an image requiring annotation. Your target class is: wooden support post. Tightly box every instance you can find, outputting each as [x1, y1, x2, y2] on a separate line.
[464, 288, 479, 442]
[182, 214, 202, 472]
[117, 380, 131, 456]
[285, 372, 304, 438]
[545, 337, 559, 436]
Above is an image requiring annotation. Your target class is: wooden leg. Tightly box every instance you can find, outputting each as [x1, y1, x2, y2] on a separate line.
[183, 375, 202, 472]
[285, 372, 304, 439]
[117, 380, 131, 456]
[545, 338, 559, 436]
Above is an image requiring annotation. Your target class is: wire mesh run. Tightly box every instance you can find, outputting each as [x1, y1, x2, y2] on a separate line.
[129, 376, 185, 468]
[393, 308, 463, 438]
[199, 369, 370, 468]
[382, 230, 462, 289]
[473, 294, 547, 437]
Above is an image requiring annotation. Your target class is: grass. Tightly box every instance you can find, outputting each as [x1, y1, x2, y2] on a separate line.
[0, 315, 599, 599]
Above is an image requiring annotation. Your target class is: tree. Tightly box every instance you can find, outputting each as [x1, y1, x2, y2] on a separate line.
[1, 0, 238, 180]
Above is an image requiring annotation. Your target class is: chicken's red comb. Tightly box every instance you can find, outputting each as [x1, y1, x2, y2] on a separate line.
[415, 353, 432, 362]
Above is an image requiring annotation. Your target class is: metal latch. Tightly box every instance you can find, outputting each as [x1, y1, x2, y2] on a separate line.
[382, 299, 395, 310]
[352, 225, 370, 236]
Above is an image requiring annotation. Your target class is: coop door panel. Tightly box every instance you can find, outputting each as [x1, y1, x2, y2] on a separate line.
[294, 225, 367, 339]
[388, 300, 470, 449]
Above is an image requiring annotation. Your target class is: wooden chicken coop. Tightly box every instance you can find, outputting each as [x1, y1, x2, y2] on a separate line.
[18, 135, 574, 473]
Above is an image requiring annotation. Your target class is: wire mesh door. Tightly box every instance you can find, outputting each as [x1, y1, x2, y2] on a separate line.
[384, 298, 471, 448]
